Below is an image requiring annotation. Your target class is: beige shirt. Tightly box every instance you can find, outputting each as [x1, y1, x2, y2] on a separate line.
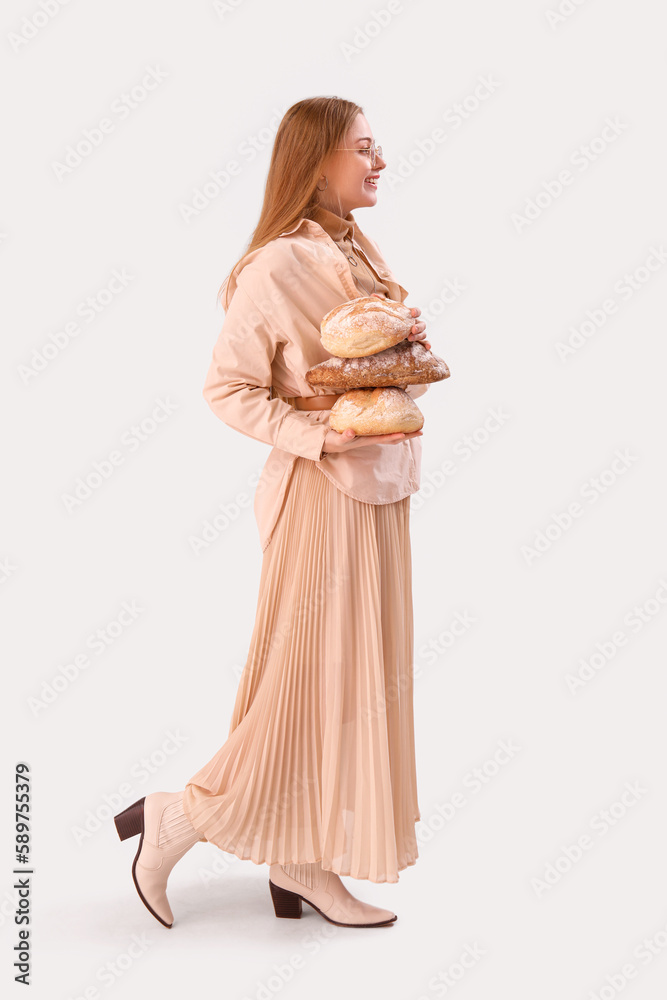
[203, 207, 430, 551]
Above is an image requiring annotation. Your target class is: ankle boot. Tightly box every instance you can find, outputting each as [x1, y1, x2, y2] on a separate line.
[268, 861, 397, 927]
[114, 791, 203, 928]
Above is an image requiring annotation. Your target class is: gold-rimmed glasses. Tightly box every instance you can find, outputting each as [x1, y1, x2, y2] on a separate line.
[335, 141, 384, 167]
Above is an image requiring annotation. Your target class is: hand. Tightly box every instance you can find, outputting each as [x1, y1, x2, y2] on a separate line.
[323, 426, 423, 455]
[370, 293, 431, 351]
[406, 306, 431, 351]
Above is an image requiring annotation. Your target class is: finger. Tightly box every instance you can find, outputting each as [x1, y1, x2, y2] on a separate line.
[343, 429, 424, 447]
[356, 432, 404, 444]
[410, 307, 422, 318]
[371, 430, 422, 444]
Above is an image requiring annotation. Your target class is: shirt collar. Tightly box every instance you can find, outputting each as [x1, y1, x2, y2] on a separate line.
[309, 205, 356, 242]
[278, 208, 357, 242]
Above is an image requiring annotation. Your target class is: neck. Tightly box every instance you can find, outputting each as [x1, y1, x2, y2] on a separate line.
[317, 200, 351, 219]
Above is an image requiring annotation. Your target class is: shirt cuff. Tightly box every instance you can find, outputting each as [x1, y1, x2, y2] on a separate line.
[275, 409, 330, 462]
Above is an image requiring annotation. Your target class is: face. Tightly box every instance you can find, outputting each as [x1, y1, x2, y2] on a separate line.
[317, 112, 387, 217]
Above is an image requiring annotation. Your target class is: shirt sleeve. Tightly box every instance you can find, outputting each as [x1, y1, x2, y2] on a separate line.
[404, 382, 430, 401]
[203, 283, 330, 462]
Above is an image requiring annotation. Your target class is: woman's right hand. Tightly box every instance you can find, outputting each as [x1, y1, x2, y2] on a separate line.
[322, 426, 423, 455]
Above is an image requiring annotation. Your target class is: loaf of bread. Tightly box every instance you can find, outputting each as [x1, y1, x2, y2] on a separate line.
[320, 296, 414, 358]
[328, 386, 424, 436]
[306, 338, 450, 389]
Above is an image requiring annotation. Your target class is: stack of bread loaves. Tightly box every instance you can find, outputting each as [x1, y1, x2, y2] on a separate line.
[305, 296, 450, 436]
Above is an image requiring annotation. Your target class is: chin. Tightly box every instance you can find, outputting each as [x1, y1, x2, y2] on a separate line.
[359, 189, 378, 207]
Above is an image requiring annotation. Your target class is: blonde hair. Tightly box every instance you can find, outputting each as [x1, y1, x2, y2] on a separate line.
[218, 96, 363, 309]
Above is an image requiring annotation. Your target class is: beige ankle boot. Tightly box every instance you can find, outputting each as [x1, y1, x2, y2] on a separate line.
[268, 861, 397, 927]
[114, 791, 204, 928]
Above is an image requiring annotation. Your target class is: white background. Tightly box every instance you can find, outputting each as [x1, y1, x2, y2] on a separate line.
[2, 0, 667, 997]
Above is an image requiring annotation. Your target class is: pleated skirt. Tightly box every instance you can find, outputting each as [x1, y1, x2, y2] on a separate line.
[183, 455, 421, 883]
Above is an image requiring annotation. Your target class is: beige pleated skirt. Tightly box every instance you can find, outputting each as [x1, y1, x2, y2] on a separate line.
[183, 455, 421, 883]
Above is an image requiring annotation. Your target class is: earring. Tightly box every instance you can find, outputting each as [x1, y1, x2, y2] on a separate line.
[316, 176, 328, 192]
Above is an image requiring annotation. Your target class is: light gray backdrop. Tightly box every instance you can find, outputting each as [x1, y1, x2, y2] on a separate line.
[2, 0, 666, 998]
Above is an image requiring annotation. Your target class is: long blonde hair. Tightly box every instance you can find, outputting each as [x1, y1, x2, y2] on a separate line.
[218, 96, 363, 309]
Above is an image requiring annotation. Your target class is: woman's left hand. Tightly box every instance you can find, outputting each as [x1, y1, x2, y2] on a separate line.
[369, 294, 431, 351]
[407, 307, 431, 351]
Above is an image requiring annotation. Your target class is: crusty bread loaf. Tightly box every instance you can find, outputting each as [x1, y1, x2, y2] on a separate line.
[328, 386, 424, 436]
[306, 339, 450, 389]
[320, 296, 414, 358]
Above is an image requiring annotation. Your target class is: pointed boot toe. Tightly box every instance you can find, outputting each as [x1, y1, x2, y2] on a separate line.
[268, 862, 397, 928]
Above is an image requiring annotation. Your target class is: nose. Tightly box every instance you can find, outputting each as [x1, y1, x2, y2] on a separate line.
[374, 151, 387, 171]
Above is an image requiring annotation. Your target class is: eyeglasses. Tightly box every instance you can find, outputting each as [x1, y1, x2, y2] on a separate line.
[335, 141, 384, 167]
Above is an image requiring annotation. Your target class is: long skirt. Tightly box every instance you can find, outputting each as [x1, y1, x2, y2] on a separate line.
[183, 455, 421, 883]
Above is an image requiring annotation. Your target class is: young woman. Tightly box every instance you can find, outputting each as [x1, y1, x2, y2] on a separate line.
[114, 96, 432, 930]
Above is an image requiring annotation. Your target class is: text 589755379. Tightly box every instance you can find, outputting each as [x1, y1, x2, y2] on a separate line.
[14, 762, 32, 985]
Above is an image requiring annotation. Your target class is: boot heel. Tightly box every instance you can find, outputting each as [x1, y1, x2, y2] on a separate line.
[114, 798, 145, 841]
[269, 880, 303, 919]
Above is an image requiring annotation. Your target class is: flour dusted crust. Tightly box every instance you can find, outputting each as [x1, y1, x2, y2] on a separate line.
[328, 386, 424, 436]
[320, 296, 414, 358]
[306, 339, 450, 389]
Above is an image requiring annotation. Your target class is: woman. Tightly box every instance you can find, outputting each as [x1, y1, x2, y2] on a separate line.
[114, 96, 432, 930]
